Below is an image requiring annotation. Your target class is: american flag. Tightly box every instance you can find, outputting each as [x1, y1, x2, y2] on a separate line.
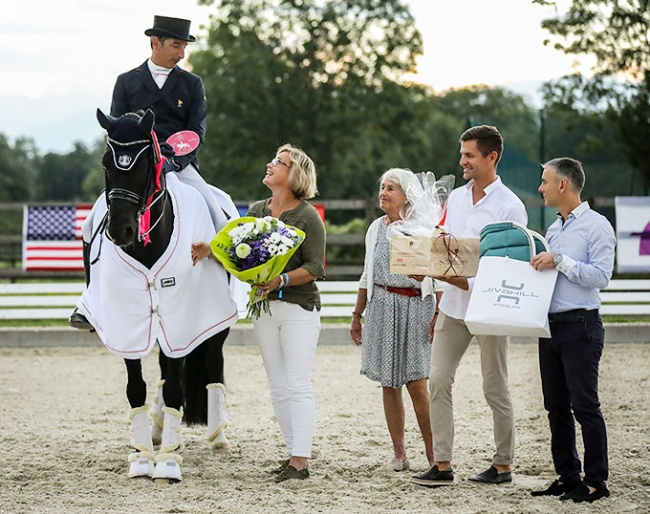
[22, 205, 92, 271]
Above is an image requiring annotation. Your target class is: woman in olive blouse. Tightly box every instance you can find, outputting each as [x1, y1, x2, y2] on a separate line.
[248, 143, 326, 483]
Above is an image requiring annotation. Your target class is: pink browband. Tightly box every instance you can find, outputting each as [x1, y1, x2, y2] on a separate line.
[138, 131, 164, 246]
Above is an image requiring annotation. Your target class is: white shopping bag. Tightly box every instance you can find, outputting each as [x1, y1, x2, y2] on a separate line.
[465, 256, 558, 337]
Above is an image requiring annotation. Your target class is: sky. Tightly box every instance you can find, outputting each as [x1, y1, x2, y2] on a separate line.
[2, 0, 592, 154]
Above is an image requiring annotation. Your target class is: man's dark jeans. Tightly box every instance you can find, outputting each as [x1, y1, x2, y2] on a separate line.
[538, 309, 608, 490]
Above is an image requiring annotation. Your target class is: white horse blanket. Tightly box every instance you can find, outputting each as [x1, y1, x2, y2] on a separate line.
[76, 173, 238, 359]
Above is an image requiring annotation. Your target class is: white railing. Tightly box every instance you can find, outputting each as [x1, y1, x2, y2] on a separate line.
[1, 279, 649, 320]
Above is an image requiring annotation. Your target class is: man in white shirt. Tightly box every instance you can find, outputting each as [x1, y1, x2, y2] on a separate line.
[412, 125, 527, 487]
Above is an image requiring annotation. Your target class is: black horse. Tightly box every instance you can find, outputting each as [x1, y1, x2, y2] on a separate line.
[78, 108, 235, 482]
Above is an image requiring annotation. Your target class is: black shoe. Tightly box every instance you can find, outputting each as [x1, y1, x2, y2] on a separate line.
[269, 459, 290, 475]
[560, 483, 610, 503]
[68, 309, 94, 332]
[411, 465, 454, 487]
[274, 465, 309, 483]
[468, 465, 512, 484]
[531, 478, 582, 497]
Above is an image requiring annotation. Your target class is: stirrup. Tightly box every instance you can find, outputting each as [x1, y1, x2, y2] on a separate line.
[68, 309, 95, 332]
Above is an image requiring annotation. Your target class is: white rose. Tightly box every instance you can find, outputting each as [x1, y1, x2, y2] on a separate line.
[255, 218, 270, 234]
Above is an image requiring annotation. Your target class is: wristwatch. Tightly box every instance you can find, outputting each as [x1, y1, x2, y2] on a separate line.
[553, 254, 563, 267]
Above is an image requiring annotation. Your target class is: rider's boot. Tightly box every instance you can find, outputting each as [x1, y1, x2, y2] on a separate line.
[69, 241, 95, 332]
[68, 308, 94, 331]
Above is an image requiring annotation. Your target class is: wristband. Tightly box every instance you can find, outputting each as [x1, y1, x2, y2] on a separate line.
[278, 273, 289, 299]
[352, 311, 363, 318]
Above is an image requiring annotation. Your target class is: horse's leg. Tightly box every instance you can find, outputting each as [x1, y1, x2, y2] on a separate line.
[152, 357, 184, 483]
[124, 358, 154, 478]
[150, 349, 169, 446]
[182, 343, 207, 425]
[205, 329, 230, 452]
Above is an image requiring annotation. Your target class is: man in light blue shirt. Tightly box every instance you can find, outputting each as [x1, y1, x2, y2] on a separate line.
[530, 157, 615, 503]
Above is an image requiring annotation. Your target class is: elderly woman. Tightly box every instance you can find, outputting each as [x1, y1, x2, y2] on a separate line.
[350, 168, 437, 471]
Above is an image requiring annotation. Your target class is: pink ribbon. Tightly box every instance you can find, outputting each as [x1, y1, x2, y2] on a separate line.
[138, 131, 164, 246]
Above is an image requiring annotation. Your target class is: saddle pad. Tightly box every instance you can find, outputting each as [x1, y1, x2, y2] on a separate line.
[479, 222, 547, 262]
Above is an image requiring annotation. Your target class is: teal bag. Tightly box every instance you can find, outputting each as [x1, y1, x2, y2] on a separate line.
[479, 221, 549, 262]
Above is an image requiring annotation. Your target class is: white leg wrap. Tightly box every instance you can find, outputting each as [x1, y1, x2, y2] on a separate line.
[152, 406, 183, 482]
[150, 379, 165, 446]
[127, 406, 155, 478]
[207, 383, 229, 451]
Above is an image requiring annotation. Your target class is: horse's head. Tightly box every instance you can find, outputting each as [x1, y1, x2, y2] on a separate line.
[98, 108, 165, 248]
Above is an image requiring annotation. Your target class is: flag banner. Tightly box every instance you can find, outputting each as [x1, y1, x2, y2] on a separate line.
[615, 196, 650, 273]
[22, 204, 92, 272]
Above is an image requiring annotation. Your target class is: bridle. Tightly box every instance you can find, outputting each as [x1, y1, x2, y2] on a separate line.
[104, 131, 167, 245]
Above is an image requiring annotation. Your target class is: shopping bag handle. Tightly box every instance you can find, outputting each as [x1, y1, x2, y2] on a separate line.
[508, 221, 551, 256]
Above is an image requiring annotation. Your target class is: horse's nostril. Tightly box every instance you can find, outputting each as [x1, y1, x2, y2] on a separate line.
[107, 224, 135, 247]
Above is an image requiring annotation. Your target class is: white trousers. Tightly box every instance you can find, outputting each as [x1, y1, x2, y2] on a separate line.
[176, 164, 229, 232]
[252, 300, 321, 458]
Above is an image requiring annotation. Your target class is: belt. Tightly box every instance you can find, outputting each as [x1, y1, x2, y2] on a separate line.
[376, 284, 421, 297]
[548, 308, 598, 323]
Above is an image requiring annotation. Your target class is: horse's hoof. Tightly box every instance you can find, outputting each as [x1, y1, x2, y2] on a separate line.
[152, 477, 181, 485]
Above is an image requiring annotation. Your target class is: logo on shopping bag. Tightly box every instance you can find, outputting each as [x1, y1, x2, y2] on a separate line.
[483, 280, 540, 309]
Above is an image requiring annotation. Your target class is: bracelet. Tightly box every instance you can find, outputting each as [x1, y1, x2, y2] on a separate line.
[278, 274, 285, 298]
[434, 311, 440, 316]
[352, 311, 363, 318]
[283, 273, 290, 286]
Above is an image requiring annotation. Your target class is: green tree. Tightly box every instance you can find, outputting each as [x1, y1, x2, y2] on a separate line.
[433, 86, 542, 196]
[0, 135, 37, 201]
[535, 0, 650, 192]
[35, 142, 100, 201]
[81, 139, 109, 201]
[192, 0, 424, 200]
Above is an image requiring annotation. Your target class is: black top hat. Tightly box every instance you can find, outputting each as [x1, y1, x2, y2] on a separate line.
[144, 15, 196, 42]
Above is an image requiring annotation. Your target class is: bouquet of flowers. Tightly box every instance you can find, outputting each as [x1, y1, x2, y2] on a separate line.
[210, 216, 305, 319]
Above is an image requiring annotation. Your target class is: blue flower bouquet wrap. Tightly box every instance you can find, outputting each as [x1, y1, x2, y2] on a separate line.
[210, 216, 305, 318]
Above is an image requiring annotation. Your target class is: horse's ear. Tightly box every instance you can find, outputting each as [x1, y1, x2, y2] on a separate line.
[97, 108, 116, 131]
[142, 109, 156, 133]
